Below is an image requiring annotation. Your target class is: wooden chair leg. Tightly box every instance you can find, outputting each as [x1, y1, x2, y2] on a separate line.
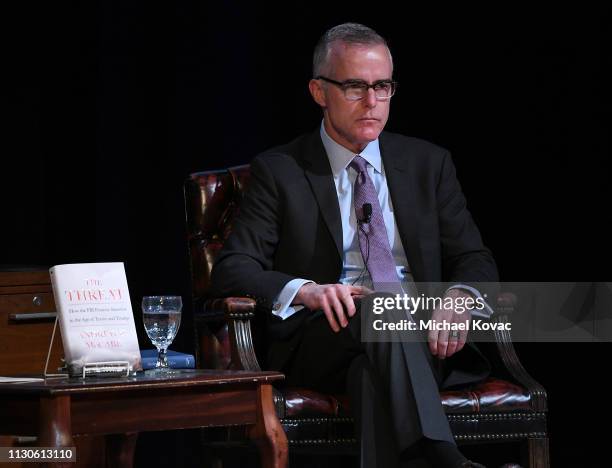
[248, 383, 288, 468]
[522, 437, 550, 468]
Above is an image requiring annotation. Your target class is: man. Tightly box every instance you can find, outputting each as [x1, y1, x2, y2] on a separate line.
[211, 23, 498, 467]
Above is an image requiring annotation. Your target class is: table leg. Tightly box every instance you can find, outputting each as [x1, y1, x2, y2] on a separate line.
[248, 383, 288, 468]
[105, 432, 138, 468]
[37, 395, 74, 468]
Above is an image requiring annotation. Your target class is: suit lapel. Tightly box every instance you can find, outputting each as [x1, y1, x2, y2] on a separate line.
[379, 133, 426, 281]
[300, 130, 427, 280]
[302, 131, 344, 262]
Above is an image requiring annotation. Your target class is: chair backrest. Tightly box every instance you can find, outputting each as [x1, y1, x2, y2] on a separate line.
[184, 165, 251, 299]
[184, 165, 251, 369]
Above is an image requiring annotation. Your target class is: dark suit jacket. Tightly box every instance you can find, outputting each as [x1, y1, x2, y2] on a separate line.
[211, 129, 498, 376]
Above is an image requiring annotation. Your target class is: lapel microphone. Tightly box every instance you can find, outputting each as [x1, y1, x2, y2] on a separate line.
[361, 203, 372, 224]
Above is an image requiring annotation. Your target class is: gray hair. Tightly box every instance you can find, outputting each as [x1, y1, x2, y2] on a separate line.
[312, 23, 391, 77]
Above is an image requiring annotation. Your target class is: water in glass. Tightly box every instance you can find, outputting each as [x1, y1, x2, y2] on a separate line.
[142, 295, 182, 372]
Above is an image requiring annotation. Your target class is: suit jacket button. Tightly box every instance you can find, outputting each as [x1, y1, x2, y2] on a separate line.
[272, 302, 282, 311]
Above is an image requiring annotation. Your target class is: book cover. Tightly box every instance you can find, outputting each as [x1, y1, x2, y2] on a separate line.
[140, 349, 195, 370]
[49, 262, 142, 375]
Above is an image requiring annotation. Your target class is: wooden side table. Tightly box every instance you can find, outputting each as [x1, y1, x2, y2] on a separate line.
[0, 370, 287, 468]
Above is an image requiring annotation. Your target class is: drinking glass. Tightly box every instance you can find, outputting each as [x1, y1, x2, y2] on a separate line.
[142, 296, 182, 372]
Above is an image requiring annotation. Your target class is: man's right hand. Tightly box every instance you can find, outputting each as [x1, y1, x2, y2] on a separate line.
[293, 283, 371, 332]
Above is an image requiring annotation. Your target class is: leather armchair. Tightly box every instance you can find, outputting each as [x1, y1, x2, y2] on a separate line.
[184, 165, 550, 467]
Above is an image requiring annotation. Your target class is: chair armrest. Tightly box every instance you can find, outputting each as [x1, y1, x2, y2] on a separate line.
[490, 292, 547, 411]
[204, 297, 257, 318]
[202, 297, 261, 372]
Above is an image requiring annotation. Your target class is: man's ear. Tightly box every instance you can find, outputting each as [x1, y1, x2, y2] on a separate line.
[309, 79, 326, 108]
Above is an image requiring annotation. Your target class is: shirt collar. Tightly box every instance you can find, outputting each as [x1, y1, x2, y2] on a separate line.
[320, 120, 382, 177]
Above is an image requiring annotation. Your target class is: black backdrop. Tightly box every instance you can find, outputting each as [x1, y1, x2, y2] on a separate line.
[2, 2, 610, 466]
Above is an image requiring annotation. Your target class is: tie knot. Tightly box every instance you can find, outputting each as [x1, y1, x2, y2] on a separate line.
[349, 155, 368, 173]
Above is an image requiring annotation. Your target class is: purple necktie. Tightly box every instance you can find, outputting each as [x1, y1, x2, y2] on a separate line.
[350, 155, 401, 291]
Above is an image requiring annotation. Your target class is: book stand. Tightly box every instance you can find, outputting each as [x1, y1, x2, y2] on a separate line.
[43, 317, 132, 378]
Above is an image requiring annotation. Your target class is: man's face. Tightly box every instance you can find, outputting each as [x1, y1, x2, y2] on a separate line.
[309, 42, 393, 153]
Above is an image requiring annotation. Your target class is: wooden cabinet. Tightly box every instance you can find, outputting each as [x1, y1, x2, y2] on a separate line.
[0, 270, 64, 375]
[0, 270, 64, 468]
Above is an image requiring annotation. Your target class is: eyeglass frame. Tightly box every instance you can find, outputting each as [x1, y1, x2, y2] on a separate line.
[315, 76, 398, 101]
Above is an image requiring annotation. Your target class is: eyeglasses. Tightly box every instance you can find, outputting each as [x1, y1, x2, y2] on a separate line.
[316, 76, 397, 101]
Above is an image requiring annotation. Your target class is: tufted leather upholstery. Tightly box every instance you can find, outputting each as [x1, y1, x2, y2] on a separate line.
[442, 378, 532, 414]
[185, 166, 251, 307]
[185, 165, 549, 466]
[282, 378, 531, 418]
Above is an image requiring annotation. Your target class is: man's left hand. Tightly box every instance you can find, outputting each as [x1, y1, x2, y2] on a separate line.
[428, 289, 473, 359]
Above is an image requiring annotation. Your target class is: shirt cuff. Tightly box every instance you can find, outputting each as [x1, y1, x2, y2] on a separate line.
[272, 278, 314, 320]
[446, 284, 494, 318]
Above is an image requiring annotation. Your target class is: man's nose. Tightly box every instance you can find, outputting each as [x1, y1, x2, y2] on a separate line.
[363, 88, 377, 108]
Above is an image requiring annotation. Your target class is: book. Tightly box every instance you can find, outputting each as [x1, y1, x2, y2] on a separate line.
[49, 262, 142, 376]
[140, 349, 195, 370]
